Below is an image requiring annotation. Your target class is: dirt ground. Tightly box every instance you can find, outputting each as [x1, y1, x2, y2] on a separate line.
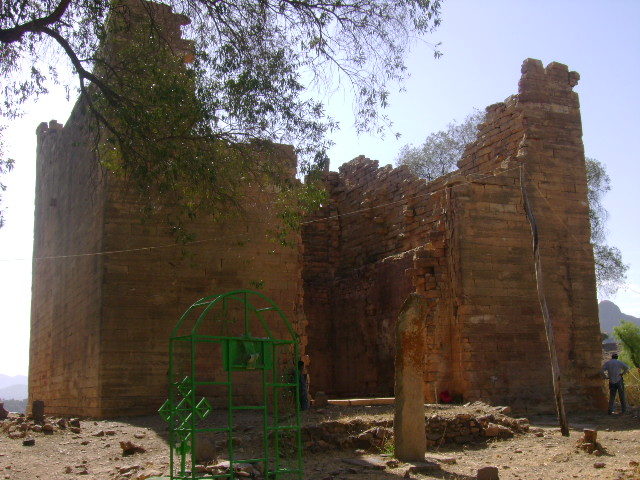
[1, 404, 639, 480]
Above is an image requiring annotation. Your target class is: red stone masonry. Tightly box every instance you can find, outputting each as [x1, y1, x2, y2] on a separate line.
[303, 59, 605, 412]
[29, 6, 605, 419]
[29, 1, 304, 417]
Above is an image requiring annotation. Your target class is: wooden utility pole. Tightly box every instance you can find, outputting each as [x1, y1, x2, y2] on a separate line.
[520, 166, 570, 437]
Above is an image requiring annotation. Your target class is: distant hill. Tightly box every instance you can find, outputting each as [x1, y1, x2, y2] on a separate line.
[0, 383, 27, 400]
[1, 398, 27, 413]
[599, 300, 640, 341]
[0, 374, 27, 390]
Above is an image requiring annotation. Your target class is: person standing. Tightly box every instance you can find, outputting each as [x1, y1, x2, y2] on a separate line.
[297, 360, 310, 411]
[602, 353, 630, 415]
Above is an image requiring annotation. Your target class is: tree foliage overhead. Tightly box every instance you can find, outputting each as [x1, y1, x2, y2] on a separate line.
[396, 110, 483, 181]
[613, 320, 640, 368]
[396, 113, 628, 295]
[585, 158, 628, 296]
[0, 0, 443, 229]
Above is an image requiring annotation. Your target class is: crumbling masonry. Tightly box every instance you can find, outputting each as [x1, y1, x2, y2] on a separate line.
[28, 3, 605, 417]
[303, 60, 605, 411]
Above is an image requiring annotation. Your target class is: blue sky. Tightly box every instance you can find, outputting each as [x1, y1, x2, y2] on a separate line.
[1, 0, 639, 376]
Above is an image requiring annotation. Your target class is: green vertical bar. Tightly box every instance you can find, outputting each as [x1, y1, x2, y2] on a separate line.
[294, 343, 303, 479]
[243, 292, 249, 336]
[273, 345, 280, 478]
[190, 335, 196, 479]
[169, 339, 175, 479]
[226, 338, 234, 479]
[262, 342, 269, 477]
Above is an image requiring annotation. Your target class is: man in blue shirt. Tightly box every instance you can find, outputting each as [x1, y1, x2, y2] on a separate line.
[602, 353, 630, 415]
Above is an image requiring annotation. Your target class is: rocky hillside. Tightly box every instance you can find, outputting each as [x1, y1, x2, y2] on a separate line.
[599, 300, 640, 341]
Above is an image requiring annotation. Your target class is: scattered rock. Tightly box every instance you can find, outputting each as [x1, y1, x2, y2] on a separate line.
[205, 461, 261, 477]
[594, 462, 605, 468]
[22, 438, 35, 446]
[69, 418, 81, 428]
[42, 423, 55, 434]
[69, 427, 81, 434]
[74, 464, 89, 475]
[477, 465, 500, 480]
[406, 461, 441, 474]
[341, 456, 386, 470]
[484, 423, 514, 438]
[56, 418, 67, 430]
[120, 440, 146, 456]
[117, 464, 142, 476]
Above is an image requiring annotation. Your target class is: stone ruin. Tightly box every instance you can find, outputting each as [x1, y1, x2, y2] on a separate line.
[28, 1, 606, 417]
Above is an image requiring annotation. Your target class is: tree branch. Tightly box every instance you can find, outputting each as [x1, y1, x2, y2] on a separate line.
[39, 26, 122, 106]
[0, 0, 72, 43]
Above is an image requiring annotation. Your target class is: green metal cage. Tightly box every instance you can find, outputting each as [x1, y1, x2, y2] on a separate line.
[155, 290, 303, 480]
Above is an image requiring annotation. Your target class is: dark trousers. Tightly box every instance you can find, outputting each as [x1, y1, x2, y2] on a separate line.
[608, 380, 627, 414]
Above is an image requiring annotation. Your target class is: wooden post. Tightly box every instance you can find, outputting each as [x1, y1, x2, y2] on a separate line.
[520, 166, 570, 436]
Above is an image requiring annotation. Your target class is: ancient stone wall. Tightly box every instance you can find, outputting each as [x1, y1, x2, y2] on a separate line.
[98, 161, 304, 416]
[29, 103, 106, 417]
[29, 0, 305, 418]
[303, 159, 455, 398]
[30, 36, 605, 414]
[30, 110, 304, 417]
[303, 59, 605, 411]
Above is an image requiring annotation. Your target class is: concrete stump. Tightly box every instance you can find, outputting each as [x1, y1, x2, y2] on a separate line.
[32, 400, 45, 424]
[394, 294, 435, 462]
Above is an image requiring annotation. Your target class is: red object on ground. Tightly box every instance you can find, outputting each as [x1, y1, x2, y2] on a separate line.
[439, 390, 453, 404]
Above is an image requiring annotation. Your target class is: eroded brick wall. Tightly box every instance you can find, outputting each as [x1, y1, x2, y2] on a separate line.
[30, 0, 305, 418]
[303, 160, 455, 398]
[98, 158, 304, 416]
[31, 52, 604, 416]
[304, 59, 605, 411]
[29, 103, 106, 417]
[30, 117, 304, 417]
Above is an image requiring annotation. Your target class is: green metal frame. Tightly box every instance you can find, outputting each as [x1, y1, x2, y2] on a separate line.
[156, 290, 303, 480]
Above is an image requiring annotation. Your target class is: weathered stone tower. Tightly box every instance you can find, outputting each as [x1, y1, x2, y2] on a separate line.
[28, 2, 304, 417]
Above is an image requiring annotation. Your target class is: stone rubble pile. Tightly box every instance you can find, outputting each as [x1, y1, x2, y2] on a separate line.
[302, 408, 530, 452]
[194, 460, 262, 479]
[0, 412, 83, 439]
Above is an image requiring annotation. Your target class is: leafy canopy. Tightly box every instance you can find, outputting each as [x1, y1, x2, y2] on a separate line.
[0, 0, 443, 229]
[396, 113, 628, 294]
[613, 320, 640, 368]
[396, 110, 483, 182]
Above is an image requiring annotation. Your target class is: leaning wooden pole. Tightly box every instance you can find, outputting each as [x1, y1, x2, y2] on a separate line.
[520, 166, 570, 437]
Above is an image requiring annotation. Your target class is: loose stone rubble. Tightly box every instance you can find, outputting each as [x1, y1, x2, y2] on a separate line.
[302, 406, 530, 452]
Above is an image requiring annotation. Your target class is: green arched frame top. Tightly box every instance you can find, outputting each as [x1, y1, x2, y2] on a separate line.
[171, 289, 299, 341]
